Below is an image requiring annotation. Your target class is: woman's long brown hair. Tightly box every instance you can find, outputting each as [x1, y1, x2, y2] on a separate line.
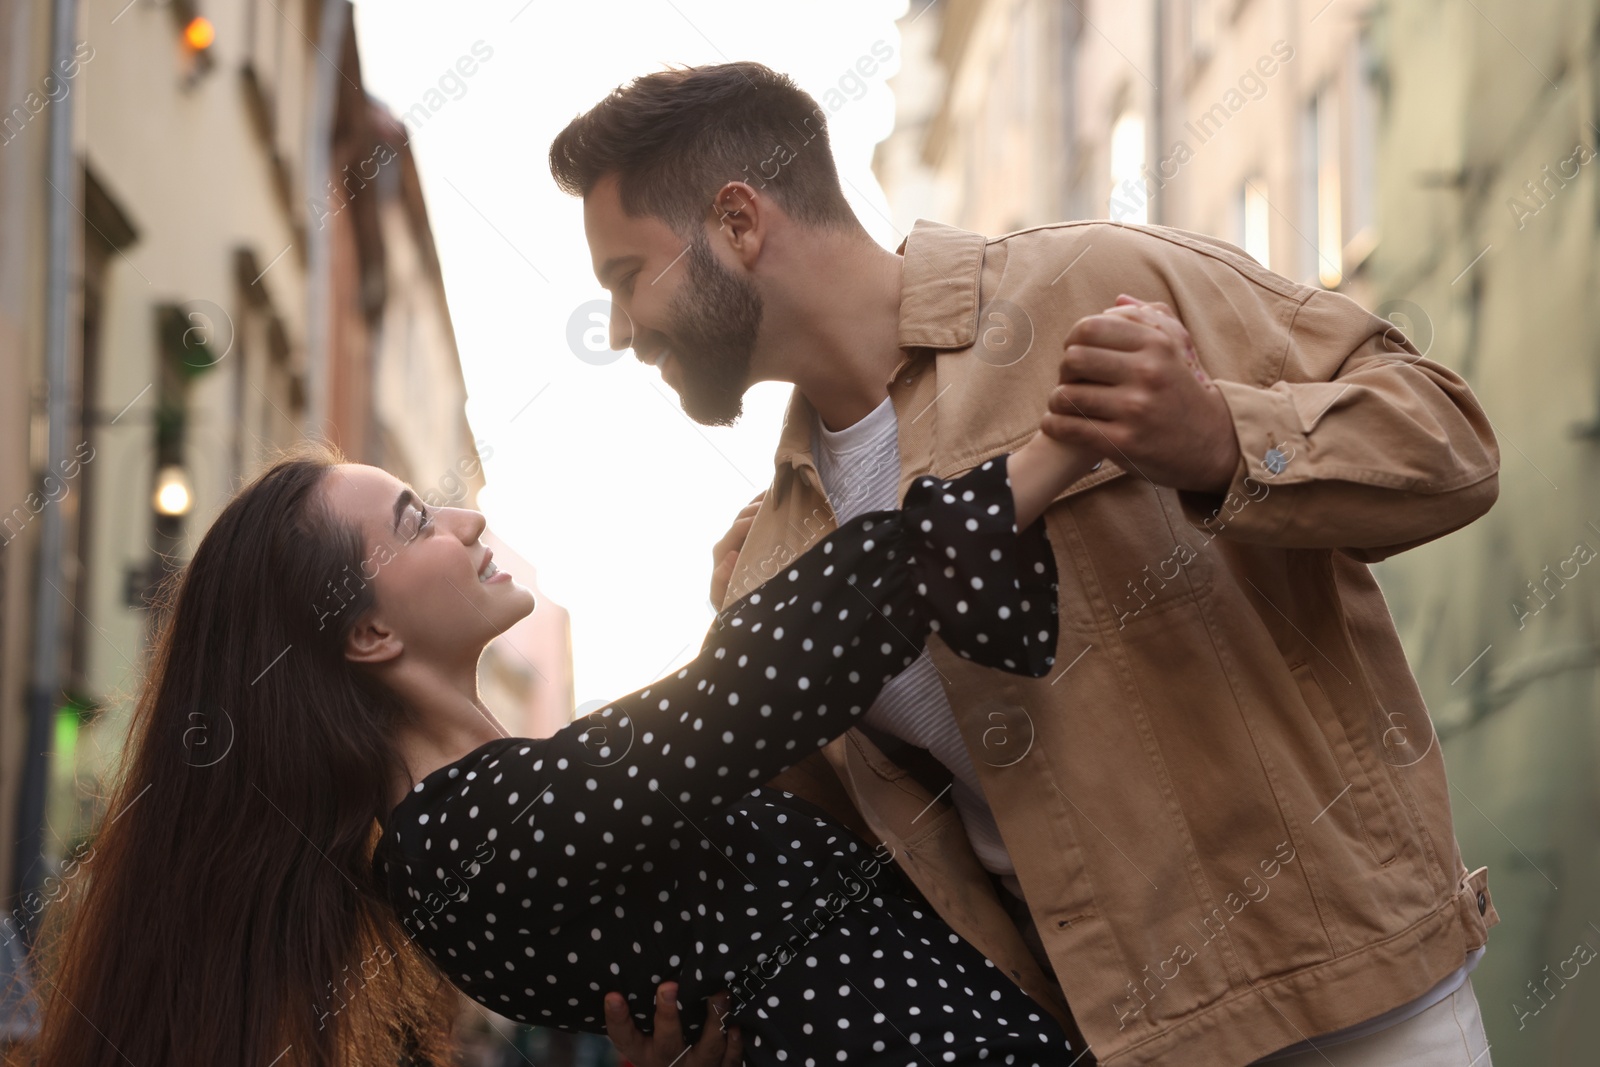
[7, 446, 460, 1066]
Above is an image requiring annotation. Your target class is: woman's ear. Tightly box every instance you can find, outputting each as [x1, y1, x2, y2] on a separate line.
[344, 613, 402, 665]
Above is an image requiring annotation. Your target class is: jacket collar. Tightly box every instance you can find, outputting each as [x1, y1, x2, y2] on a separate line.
[771, 219, 987, 471]
[895, 218, 987, 350]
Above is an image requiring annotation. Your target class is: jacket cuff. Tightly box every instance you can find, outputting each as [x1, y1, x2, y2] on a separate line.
[1176, 379, 1308, 541]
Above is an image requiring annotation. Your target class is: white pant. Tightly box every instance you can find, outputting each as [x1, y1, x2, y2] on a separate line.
[1259, 979, 1492, 1066]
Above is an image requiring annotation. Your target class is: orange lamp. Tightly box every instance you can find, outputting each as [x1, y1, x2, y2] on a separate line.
[183, 16, 215, 51]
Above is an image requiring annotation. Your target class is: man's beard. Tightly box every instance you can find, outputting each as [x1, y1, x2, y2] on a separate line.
[662, 234, 763, 426]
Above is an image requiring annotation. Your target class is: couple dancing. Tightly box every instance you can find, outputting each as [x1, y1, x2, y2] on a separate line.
[20, 62, 1502, 1067]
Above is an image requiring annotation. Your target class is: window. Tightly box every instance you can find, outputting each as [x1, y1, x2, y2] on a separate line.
[1189, 0, 1218, 62]
[1345, 30, 1380, 266]
[1239, 177, 1271, 268]
[230, 248, 303, 477]
[1300, 87, 1343, 287]
[1109, 110, 1148, 223]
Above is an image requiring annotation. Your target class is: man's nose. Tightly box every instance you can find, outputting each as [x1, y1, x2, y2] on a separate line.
[609, 304, 632, 352]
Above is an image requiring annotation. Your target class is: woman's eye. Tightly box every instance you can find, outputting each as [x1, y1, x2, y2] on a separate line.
[405, 504, 430, 540]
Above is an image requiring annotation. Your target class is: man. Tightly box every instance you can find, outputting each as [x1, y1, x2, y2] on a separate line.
[551, 61, 1500, 1066]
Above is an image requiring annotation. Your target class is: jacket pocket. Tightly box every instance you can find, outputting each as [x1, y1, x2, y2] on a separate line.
[1054, 479, 1216, 635]
[1290, 662, 1398, 865]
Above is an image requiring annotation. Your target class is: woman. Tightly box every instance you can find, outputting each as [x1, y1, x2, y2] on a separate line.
[12, 417, 1095, 1067]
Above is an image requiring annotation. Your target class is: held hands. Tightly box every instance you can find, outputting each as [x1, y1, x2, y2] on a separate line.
[1040, 294, 1241, 494]
[603, 981, 744, 1067]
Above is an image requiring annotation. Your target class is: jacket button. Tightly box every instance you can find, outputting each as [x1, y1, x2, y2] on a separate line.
[1477, 891, 1487, 915]
[1263, 447, 1289, 475]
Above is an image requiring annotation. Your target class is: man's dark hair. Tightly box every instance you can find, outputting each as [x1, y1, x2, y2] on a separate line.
[549, 61, 859, 235]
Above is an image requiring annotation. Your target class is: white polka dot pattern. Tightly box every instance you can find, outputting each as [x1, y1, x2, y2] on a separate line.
[373, 457, 1072, 1063]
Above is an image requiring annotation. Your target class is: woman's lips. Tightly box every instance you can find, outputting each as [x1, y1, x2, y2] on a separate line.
[478, 551, 512, 584]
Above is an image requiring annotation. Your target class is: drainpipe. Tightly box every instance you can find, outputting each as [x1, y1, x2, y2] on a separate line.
[13, 0, 80, 947]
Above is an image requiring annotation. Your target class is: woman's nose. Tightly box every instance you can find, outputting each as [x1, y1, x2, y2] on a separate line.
[443, 506, 487, 543]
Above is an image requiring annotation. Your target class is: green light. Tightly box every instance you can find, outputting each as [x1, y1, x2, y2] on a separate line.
[53, 705, 80, 769]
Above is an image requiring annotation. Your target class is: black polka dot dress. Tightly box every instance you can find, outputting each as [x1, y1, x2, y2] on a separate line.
[373, 456, 1076, 1064]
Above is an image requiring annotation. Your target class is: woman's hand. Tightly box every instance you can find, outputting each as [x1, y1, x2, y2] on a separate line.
[1007, 432, 1101, 529]
[710, 491, 765, 607]
[1040, 294, 1240, 493]
[603, 981, 744, 1067]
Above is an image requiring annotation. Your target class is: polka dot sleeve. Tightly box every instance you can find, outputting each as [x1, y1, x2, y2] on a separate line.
[418, 456, 1051, 836]
[899, 457, 1060, 677]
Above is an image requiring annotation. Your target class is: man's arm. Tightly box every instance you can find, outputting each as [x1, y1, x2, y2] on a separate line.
[1042, 284, 1499, 563]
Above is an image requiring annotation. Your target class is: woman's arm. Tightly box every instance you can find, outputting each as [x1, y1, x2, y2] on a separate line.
[1008, 430, 1102, 529]
[555, 455, 1064, 812]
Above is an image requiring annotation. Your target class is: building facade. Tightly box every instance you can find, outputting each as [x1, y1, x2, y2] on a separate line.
[1, 0, 574, 1048]
[875, 1, 1600, 1062]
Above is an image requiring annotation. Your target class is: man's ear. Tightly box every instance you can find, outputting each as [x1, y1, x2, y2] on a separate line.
[344, 612, 402, 665]
[710, 181, 763, 266]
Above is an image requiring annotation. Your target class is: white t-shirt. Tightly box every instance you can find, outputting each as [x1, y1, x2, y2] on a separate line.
[811, 396, 1016, 878]
[1253, 945, 1486, 1060]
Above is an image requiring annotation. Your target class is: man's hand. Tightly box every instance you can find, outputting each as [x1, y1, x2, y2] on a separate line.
[603, 981, 743, 1067]
[710, 491, 765, 606]
[1041, 294, 1241, 494]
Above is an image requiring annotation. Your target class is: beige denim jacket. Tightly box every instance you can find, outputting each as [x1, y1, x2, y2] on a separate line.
[719, 219, 1501, 1066]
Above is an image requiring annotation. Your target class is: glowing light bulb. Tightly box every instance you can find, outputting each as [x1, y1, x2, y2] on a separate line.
[184, 17, 215, 52]
[154, 466, 193, 517]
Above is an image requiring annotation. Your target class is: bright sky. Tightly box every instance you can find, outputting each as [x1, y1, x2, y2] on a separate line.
[352, 0, 910, 713]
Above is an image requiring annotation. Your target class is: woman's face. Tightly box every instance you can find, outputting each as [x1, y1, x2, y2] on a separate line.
[320, 464, 535, 665]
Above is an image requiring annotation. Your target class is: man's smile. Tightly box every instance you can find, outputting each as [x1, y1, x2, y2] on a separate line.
[657, 351, 680, 389]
